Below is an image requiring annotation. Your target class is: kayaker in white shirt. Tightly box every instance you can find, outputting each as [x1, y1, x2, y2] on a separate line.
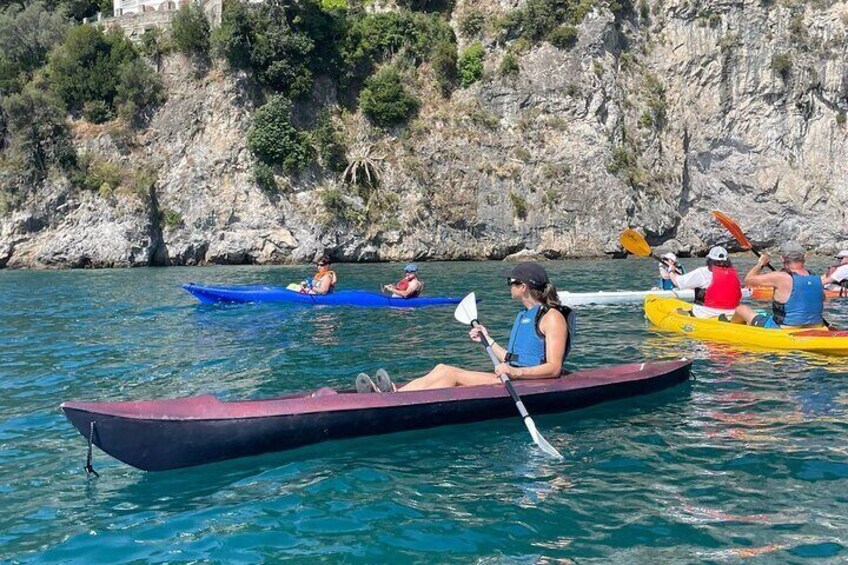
[669, 246, 742, 319]
[823, 251, 848, 292]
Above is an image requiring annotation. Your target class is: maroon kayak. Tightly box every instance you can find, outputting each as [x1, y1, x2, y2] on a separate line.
[61, 359, 692, 471]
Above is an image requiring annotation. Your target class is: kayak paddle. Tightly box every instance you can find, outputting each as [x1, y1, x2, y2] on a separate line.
[454, 293, 563, 460]
[711, 211, 775, 272]
[619, 229, 683, 274]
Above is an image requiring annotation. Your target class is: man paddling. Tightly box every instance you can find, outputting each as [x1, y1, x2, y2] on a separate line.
[733, 242, 824, 328]
[383, 264, 423, 298]
[356, 262, 573, 392]
[824, 250, 848, 293]
[822, 255, 848, 293]
[669, 246, 742, 319]
[657, 252, 685, 290]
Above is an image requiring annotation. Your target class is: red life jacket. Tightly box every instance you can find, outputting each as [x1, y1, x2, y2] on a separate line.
[702, 266, 742, 309]
[395, 276, 422, 297]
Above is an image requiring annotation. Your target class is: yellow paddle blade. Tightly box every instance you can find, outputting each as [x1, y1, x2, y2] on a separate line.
[619, 228, 652, 257]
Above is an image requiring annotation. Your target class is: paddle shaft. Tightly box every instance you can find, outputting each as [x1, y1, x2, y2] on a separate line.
[471, 321, 532, 419]
[651, 253, 684, 275]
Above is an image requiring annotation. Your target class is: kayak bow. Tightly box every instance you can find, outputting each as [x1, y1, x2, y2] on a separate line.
[61, 359, 691, 471]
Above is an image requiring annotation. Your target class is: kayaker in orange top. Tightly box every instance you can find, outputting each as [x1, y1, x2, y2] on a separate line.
[823, 250, 848, 292]
[383, 264, 423, 298]
[301, 255, 337, 295]
[732, 242, 824, 328]
[669, 246, 742, 319]
[356, 262, 574, 393]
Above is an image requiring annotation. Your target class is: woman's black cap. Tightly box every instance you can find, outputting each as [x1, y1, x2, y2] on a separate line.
[502, 262, 550, 289]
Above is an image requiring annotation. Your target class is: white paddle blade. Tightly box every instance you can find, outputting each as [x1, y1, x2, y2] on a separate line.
[524, 417, 564, 460]
[454, 293, 478, 325]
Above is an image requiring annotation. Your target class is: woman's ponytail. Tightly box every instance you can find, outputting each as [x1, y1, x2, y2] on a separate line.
[532, 283, 561, 309]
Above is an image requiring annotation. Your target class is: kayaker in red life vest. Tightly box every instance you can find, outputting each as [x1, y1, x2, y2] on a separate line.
[732, 242, 824, 328]
[301, 255, 337, 295]
[355, 262, 574, 393]
[669, 246, 742, 319]
[383, 264, 423, 298]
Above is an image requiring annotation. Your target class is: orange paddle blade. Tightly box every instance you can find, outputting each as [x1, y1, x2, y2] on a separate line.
[619, 228, 651, 257]
[711, 210, 752, 249]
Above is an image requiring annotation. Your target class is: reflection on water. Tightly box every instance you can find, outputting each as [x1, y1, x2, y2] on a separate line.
[1, 260, 847, 563]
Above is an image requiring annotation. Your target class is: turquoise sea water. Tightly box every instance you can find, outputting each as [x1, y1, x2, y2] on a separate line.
[1, 259, 847, 563]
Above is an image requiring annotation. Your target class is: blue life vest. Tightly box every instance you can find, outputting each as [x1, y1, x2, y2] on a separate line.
[506, 305, 574, 368]
[773, 271, 824, 326]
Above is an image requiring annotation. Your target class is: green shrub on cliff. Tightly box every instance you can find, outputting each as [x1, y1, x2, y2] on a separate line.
[0, 2, 69, 93]
[359, 66, 419, 127]
[431, 40, 458, 95]
[46, 24, 162, 125]
[212, 0, 342, 98]
[247, 95, 311, 172]
[312, 110, 348, 173]
[2, 85, 76, 180]
[458, 41, 484, 87]
[341, 11, 456, 86]
[547, 25, 578, 49]
[171, 3, 210, 57]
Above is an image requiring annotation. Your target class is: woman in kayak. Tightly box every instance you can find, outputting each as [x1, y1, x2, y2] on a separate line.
[383, 264, 424, 298]
[356, 262, 573, 393]
[657, 252, 685, 290]
[669, 246, 741, 319]
[302, 255, 337, 295]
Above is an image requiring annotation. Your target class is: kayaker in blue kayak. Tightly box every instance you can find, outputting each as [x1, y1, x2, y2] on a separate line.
[300, 255, 337, 295]
[357, 262, 573, 393]
[732, 242, 824, 328]
[657, 252, 685, 290]
[383, 264, 424, 298]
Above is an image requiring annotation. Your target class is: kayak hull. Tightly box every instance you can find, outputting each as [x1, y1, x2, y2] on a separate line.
[644, 296, 848, 355]
[61, 360, 692, 471]
[183, 284, 464, 307]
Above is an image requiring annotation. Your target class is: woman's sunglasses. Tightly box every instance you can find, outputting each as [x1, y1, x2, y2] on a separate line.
[507, 278, 523, 287]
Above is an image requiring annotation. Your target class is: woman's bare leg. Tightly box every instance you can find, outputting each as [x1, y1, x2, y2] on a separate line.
[399, 364, 499, 391]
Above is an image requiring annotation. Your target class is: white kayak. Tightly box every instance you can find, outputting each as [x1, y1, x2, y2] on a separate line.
[559, 289, 693, 306]
[558, 288, 753, 307]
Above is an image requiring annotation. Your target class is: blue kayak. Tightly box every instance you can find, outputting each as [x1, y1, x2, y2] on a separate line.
[182, 283, 467, 308]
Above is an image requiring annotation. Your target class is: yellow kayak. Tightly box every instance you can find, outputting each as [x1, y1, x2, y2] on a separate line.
[644, 297, 848, 356]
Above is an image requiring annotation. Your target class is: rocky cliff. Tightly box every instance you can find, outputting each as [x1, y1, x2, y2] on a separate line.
[2, 0, 847, 268]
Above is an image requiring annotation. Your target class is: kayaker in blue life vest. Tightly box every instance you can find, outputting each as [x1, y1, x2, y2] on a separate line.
[383, 264, 424, 298]
[355, 262, 574, 393]
[669, 246, 742, 319]
[657, 252, 686, 290]
[733, 241, 824, 328]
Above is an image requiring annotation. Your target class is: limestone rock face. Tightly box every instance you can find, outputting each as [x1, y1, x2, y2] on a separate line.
[1, 0, 847, 269]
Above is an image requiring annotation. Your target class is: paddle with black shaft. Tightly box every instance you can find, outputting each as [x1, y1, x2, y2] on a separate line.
[712, 210, 836, 329]
[711, 211, 776, 272]
[454, 293, 564, 460]
[619, 229, 683, 274]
